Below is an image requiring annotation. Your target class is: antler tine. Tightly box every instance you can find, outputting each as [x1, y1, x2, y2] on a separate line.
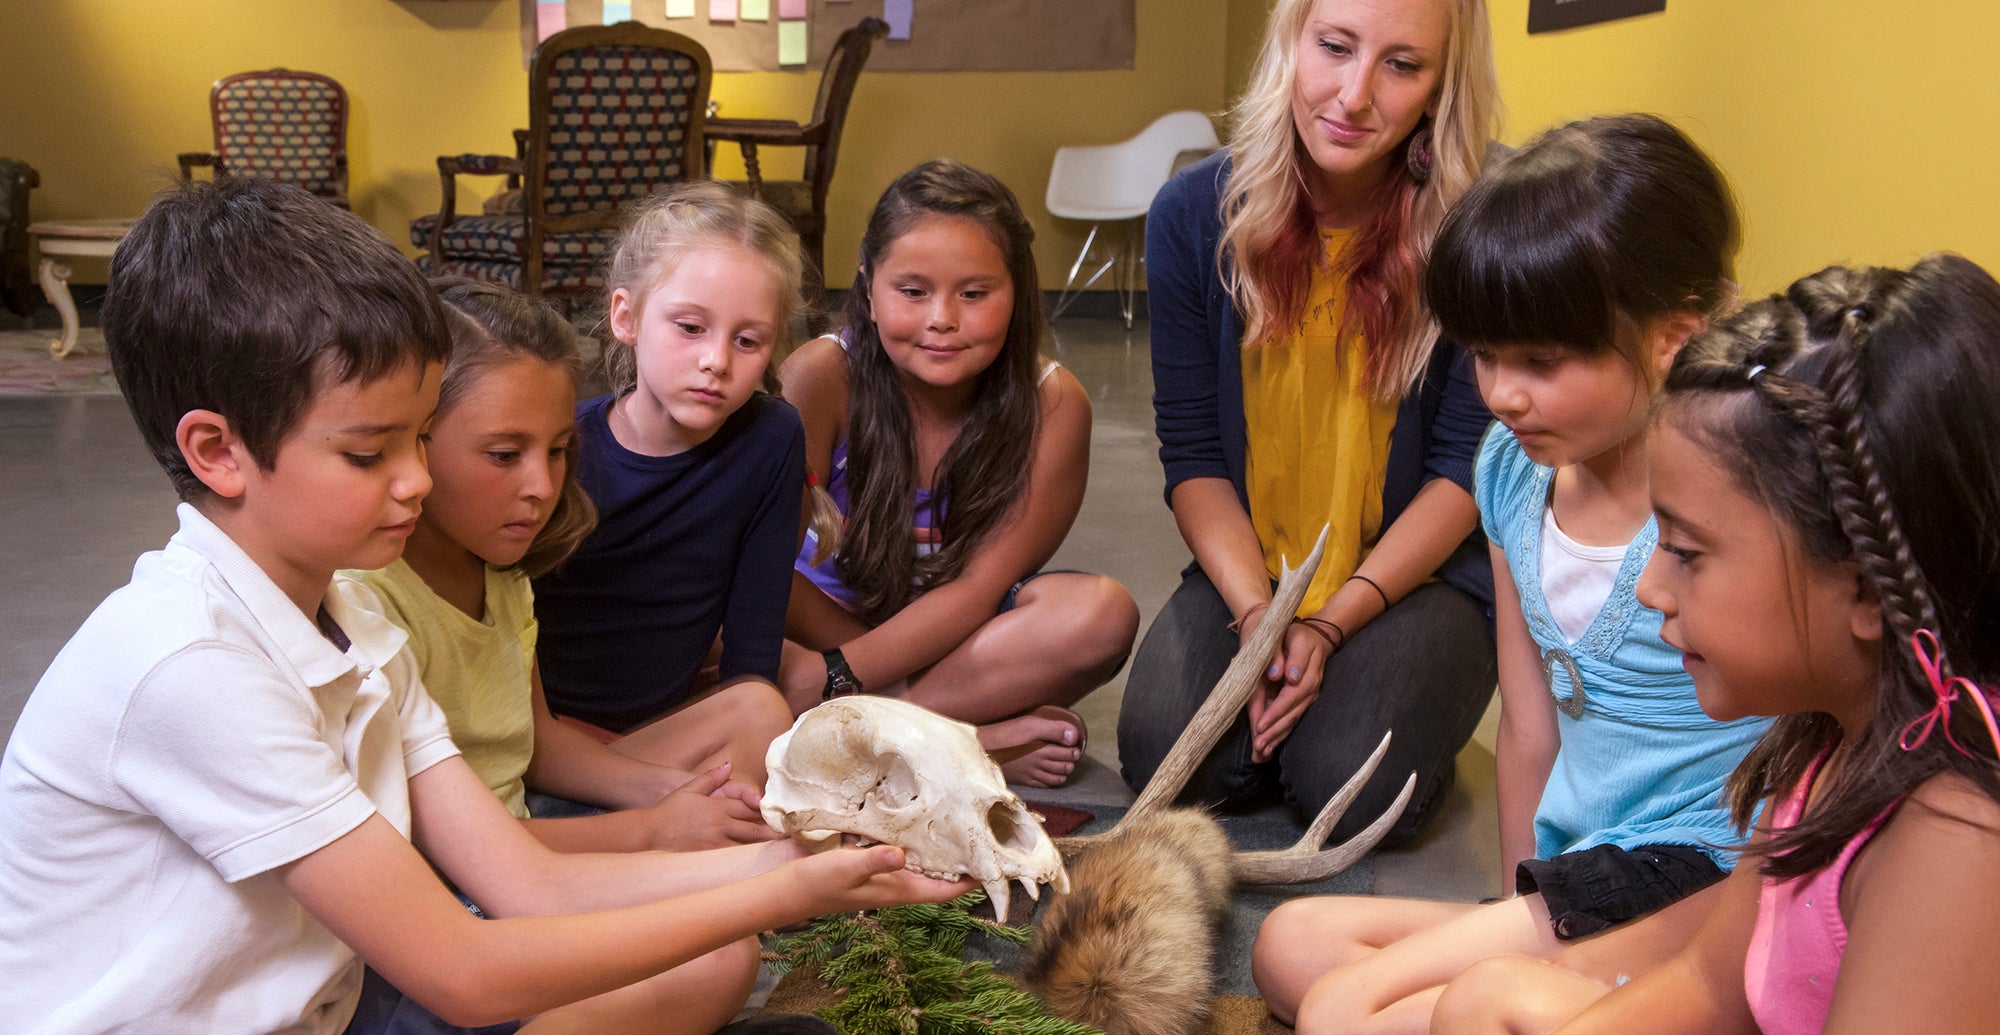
[1231, 729, 1414, 884]
[1057, 526, 1328, 856]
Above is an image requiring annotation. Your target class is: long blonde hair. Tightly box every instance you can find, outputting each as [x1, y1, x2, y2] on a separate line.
[1221, 0, 1498, 397]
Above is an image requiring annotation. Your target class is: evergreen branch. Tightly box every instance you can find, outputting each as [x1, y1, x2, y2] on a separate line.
[762, 887, 1095, 1034]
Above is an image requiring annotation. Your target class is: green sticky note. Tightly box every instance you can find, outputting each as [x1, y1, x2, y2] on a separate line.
[666, 0, 694, 15]
[742, 0, 770, 20]
[778, 18, 808, 64]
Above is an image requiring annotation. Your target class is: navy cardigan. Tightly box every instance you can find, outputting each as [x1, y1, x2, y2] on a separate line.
[1146, 151, 1495, 613]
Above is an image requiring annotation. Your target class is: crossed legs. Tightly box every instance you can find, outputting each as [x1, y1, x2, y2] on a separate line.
[780, 572, 1139, 787]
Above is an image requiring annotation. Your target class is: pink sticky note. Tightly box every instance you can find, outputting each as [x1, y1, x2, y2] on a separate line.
[710, 0, 737, 22]
[779, 0, 807, 17]
[884, 0, 912, 38]
[537, 0, 566, 41]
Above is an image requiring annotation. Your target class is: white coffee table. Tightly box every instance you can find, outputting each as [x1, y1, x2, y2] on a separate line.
[30, 218, 134, 359]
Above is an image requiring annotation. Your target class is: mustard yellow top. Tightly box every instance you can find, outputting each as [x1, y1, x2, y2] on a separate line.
[1241, 228, 1399, 616]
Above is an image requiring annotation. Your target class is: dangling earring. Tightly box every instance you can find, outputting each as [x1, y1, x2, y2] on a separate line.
[1405, 119, 1435, 184]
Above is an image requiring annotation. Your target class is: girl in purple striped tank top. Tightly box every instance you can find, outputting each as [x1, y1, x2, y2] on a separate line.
[775, 160, 1139, 789]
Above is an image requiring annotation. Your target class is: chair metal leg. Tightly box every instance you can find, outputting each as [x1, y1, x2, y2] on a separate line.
[1052, 222, 1108, 321]
[1053, 217, 1146, 323]
[1114, 220, 1138, 330]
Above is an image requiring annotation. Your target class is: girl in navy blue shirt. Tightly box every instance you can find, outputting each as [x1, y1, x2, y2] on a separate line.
[533, 182, 805, 792]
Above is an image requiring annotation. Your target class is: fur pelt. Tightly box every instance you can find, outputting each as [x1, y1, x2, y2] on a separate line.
[1024, 808, 1234, 1035]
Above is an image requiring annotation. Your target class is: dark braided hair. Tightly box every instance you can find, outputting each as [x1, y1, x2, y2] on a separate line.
[1658, 254, 2000, 878]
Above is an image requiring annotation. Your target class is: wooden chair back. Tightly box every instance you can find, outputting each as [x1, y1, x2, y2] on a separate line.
[803, 18, 887, 212]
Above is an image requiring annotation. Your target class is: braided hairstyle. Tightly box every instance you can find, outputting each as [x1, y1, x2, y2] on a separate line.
[1658, 254, 2000, 878]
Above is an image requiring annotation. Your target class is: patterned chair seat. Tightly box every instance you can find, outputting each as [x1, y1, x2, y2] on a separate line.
[409, 214, 616, 266]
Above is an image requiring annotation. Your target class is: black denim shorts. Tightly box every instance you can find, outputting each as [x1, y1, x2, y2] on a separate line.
[1516, 842, 1726, 941]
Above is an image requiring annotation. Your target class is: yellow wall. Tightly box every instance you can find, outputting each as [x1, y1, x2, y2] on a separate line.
[6, 0, 1996, 295]
[1487, 0, 2000, 293]
[0, 0, 1233, 290]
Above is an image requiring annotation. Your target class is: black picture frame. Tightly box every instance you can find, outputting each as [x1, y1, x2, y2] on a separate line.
[1528, 0, 1666, 33]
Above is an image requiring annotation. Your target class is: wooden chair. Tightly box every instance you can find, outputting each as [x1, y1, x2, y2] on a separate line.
[412, 23, 712, 301]
[708, 17, 888, 321]
[0, 157, 39, 317]
[178, 69, 349, 208]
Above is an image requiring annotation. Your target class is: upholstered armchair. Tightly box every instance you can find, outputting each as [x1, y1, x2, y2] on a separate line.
[412, 23, 712, 301]
[178, 69, 349, 207]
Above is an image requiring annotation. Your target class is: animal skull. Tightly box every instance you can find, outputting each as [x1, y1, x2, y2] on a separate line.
[762, 695, 1070, 918]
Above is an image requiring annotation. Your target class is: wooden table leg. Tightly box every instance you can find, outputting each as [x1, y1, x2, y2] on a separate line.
[39, 256, 79, 360]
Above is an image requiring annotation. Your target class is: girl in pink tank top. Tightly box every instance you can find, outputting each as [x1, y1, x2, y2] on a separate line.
[1431, 258, 2000, 1034]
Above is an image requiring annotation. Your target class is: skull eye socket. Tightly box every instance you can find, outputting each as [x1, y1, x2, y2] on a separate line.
[987, 802, 1038, 852]
[877, 753, 922, 804]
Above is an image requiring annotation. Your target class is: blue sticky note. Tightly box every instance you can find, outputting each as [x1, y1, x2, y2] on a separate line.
[885, 0, 913, 39]
[603, 0, 632, 22]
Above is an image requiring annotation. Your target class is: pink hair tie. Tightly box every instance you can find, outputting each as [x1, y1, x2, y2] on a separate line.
[1899, 628, 2000, 758]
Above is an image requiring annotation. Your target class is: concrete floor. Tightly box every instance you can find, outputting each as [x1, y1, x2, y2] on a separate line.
[0, 312, 1501, 903]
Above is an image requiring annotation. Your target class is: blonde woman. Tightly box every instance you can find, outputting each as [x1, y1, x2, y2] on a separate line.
[1119, 0, 1501, 845]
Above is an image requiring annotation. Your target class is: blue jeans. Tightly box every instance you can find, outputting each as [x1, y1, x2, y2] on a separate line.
[1116, 571, 1496, 846]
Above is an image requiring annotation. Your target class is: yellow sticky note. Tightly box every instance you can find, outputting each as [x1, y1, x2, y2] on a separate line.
[666, 0, 694, 15]
[741, 0, 770, 21]
[778, 19, 808, 65]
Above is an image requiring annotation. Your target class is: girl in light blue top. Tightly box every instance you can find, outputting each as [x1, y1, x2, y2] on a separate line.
[1255, 115, 1765, 1034]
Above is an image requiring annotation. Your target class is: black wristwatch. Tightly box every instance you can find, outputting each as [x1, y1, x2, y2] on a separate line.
[821, 647, 864, 700]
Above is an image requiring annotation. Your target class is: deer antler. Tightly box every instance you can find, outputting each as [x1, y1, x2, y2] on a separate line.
[1058, 526, 1414, 884]
[1231, 730, 1413, 883]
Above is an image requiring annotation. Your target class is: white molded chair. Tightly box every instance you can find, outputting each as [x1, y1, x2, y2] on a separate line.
[1045, 110, 1220, 329]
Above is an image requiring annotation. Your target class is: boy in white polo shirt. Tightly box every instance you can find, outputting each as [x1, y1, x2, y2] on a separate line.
[0, 179, 964, 1035]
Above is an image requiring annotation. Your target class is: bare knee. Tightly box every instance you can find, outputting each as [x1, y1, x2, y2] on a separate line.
[1432, 956, 1547, 1035]
[670, 937, 760, 1034]
[1254, 898, 1360, 1027]
[1292, 968, 1381, 1035]
[714, 679, 794, 782]
[1048, 576, 1140, 684]
[532, 937, 759, 1035]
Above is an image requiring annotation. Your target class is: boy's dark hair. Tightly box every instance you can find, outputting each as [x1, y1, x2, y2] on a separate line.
[1661, 254, 2000, 878]
[1427, 113, 1739, 363]
[836, 159, 1046, 624]
[105, 177, 451, 500]
[431, 277, 598, 578]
